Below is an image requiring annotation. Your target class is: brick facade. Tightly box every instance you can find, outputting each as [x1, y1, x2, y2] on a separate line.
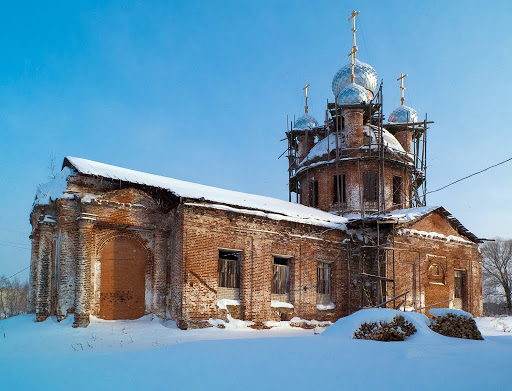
[29, 159, 482, 328]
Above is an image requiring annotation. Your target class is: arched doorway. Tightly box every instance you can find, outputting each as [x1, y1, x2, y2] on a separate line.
[99, 236, 146, 320]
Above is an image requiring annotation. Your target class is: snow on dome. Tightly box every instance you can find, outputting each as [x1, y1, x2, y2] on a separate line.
[293, 113, 318, 130]
[332, 59, 378, 98]
[336, 83, 369, 106]
[388, 105, 418, 123]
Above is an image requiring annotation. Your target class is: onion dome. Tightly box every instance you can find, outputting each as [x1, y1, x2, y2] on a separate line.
[336, 83, 370, 106]
[388, 105, 418, 123]
[332, 59, 378, 98]
[293, 113, 318, 130]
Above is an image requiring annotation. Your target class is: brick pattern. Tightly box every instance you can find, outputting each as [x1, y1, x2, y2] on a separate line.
[389, 213, 482, 316]
[28, 172, 482, 329]
[35, 223, 53, 321]
[99, 236, 146, 320]
[179, 204, 346, 327]
[299, 160, 411, 214]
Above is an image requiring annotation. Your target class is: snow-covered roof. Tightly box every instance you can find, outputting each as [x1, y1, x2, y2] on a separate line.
[375, 206, 481, 243]
[299, 125, 411, 168]
[63, 156, 348, 230]
[379, 206, 440, 223]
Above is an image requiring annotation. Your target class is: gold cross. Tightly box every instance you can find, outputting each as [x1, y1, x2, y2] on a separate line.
[347, 11, 360, 84]
[397, 73, 408, 105]
[347, 46, 357, 83]
[303, 83, 310, 114]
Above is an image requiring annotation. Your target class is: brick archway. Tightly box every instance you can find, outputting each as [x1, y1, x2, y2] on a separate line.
[99, 235, 147, 320]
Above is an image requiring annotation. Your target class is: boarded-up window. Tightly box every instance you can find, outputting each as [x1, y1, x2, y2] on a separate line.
[218, 250, 240, 288]
[454, 270, 467, 311]
[309, 179, 319, 207]
[272, 257, 290, 295]
[333, 174, 346, 203]
[317, 262, 331, 295]
[363, 171, 379, 201]
[393, 176, 402, 206]
[454, 270, 466, 300]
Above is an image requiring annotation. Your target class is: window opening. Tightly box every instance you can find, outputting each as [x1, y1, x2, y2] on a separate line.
[272, 256, 290, 295]
[218, 250, 240, 289]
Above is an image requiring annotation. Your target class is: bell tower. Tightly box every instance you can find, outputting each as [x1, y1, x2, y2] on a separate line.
[285, 10, 430, 216]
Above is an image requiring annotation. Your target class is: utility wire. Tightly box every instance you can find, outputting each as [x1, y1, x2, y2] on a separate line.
[7, 266, 30, 280]
[426, 156, 512, 195]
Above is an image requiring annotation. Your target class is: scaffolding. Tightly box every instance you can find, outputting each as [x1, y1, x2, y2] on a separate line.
[282, 82, 433, 313]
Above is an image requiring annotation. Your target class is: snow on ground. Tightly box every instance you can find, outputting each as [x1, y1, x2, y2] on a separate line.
[1, 312, 512, 390]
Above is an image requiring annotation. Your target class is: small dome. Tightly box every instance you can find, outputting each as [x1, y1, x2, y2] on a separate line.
[332, 59, 378, 98]
[294, 113, 318, 130]
[336, 83, 370, 106]
[388, 105, 418, 123]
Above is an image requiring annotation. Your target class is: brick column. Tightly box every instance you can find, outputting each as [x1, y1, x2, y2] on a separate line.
[35, 223, 54, 322]
[28, 231, 40, 313]
[395, 130, 412, 153]
[73, 215, 95, 328]
[344, 109, 364, 149]
[152, 230, 168, 318]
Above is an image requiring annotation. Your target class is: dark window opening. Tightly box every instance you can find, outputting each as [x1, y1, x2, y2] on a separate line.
[317, 262, 331, 295]
[363, 171, 379, 202]
[333, 174, 346, 204]
[272, 256, 290, 295]
[454, 270, 466, 300]
[309, 179, 319, 208]
[218, 250, 240, 288]
[393, 176, 403, 206]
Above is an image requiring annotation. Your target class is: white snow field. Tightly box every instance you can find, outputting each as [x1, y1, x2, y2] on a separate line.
[1, 310, 511, 391]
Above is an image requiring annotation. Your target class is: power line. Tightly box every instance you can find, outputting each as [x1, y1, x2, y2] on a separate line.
[7, 266, 30, 280]
[0, 243, 30, 250]
[426, 156, 512, 195]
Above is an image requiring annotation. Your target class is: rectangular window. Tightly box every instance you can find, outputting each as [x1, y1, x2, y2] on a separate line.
[272, 257, 290, 295]
[454, 270, 467, 310]
[393, 176, 403, 206]
[454, 270, 466, 299]
[218, 250, 240, 288]
[333, 174, 346, 204]
[309, 179, 319, 207]
[363, 171, 379, 202]
[317, 262, 331, 295]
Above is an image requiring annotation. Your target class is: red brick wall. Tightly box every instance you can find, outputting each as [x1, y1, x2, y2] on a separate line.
[179, 203, 348, 326]
[298, 160, 412, 214]
[389, 213, 482, 316]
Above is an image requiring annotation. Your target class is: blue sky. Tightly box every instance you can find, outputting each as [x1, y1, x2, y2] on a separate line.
[1, 0, 512, 279]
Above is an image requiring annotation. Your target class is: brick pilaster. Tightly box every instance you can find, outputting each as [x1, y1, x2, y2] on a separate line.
[28, 231, 40, 313]
[152, 230, 168, 318]
[344, 109, 364, 150]
[35, 223, 54, 321]
[73, 215, 95, 327]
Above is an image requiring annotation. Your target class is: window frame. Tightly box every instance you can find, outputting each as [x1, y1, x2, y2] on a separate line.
[309, 179, 319, 207]
[333, 174, 346, 204]
[392, 176, 403, 206]
[218, 249, 241, 289]
[317, 261, 332, 295]
[363, 171, 379, 202]
[271, 256, 291, 296]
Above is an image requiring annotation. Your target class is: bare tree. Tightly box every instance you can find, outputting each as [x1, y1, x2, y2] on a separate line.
[481, 239, 512, 314]
[0, 275, 29, 319]
[47, 152, 57, 179]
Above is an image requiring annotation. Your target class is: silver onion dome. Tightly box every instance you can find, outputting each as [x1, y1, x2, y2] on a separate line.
[293, 113, 318, 130]
[332, 59, 378, 98]
[388, 105, 418, 123]
[337, 83, 370, 106]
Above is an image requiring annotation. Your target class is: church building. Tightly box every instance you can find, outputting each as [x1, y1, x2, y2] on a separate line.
[28, 12, 482, 328]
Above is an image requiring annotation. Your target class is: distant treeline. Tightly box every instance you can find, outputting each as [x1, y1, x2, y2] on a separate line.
[0, 276, 28, 319]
